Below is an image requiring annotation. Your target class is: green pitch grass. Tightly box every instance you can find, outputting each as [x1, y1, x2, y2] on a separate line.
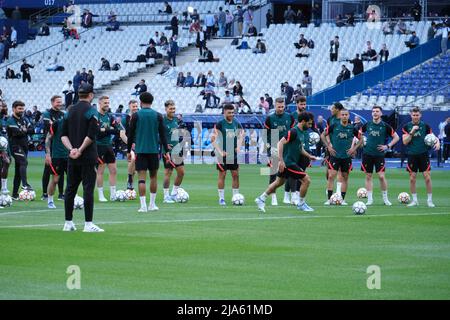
[0, 158, 449, 299]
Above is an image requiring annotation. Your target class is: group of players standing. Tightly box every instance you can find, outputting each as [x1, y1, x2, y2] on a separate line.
[0, 86, 441, 230]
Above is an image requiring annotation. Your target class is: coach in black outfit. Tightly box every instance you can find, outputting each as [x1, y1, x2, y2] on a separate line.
[61, 83, 103, 232]
[20, 59, 34, 83]
[349, 54, 364, 76]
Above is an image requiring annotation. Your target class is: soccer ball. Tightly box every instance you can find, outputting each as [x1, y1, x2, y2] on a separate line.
[124, 189, 137, 200]
[352, 201, 367, 215]
[357, 187, 368, 199]
[398, 192, 411, 204]
[74, 195, 84, 210]
[309, 132, 320, 145]
[329, 193, 343, 205]
[175, 188, 189, 203]
[0, 136, 8, 150]
[0, 194, 12, 207]
[19, 190, 35, 201]
[231, 193, 245, 206]
[115, 190, 127, 202]
[424, 133, 438, 147]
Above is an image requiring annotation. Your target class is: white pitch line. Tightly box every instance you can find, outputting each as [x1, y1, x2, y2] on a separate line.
[0, 211, 448, 229]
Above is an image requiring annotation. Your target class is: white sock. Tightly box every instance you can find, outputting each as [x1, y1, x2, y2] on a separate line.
[367, 191, 373, 202]
[149, 193, 156, 207]
[427, 193, 432, 202]
[284, 192, 290, 199]
[140, 196, 147, 208]
[164, 188, 169, 198]
[336, 182, 342, 194]
[271, 193, 277, 201]
[65, 220, 73, 224]
[232, 188, 239, 195]
[172, 185, 179, 196]
[98, 187, 104, 198]
[110, 186, 116, 197]
[412, 193, 418, 202]
[85, 221, 93, 227]
[48, 195, 54, 203]
[1, 178, 7, 190]
[382, 190, 388, 201]
[260, 192, 268, 201]
[299, 197, 305, 205]
[218, 189, 224, 201]
[295, 191, 300, 199]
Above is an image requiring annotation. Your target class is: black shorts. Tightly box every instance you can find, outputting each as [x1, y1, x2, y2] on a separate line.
[162, 153, 184, 169]
[361, 154, 385, 173]
[298, 157, 311, 171]
[216, 157, 239, 171]
[135, 153, 159, 172]
[277, 164, 307, 180]
[407, 153, 430, 173]
[50, 158, 68, 176]
[327, 156, 353, 173]
[97, 145, 116, 164]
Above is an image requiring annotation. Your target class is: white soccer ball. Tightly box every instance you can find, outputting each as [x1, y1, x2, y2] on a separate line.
[0, 136, 8, 150]
[352, 201, 367, 215]
[357, 187, 368, 199]
[115, 190, 127, 202]
[0, 194, 12, 207]
[124, 189, 137, 200]
[231, 193, 245, 206]
[424, 133, 438, 147]
[398, 192, 411, 204]
[74, 195, 84, 209]
[175, 188, 189, 203]
[19, 190, 35, 201]
[329, 193, 343, 205]
[309, 132, 320, 145]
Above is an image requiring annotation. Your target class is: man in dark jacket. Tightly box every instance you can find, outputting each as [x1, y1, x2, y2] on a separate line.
[20, 59, 34, 83]
[336, 65, 351, 83]
[330, 36, 339, 61]
[349, 54, 364, 76]
[171, 14, 178, 37]
[100, 58, 111, 71]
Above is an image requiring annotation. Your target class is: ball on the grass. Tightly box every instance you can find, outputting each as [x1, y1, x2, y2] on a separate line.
[398, 192, 410, 204]
[329, 193, 343, 205]
[309, 132, 320, 145]
[357, 187, 368, 199]
[19, 190, 35, 201]
[352, 201, 367, 215]
[424, 133, 438, 147]
[175, 188, 189, 203]
[231, 193, 245, 206]
[74, 195, 84, 209]
[115, 190, 127, 202]
[0, 136, 8, 150]
[124, 189, 137, 200]
[0, 194, 12, 207]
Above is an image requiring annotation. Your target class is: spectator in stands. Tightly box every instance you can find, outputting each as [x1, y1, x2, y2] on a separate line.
[233, 81, 243, 96]
[81, 9, 96, 28]
[335, 14, 345, 27]
[5, 68, 16, 79]
[184, 72, 194, 87]
[62, 80, 74, 107]
[46, 57, 64, 72]
[405, 31, 420, 49]
[297, 10, 307, 27]
[377, 43, 389, 64]
[246, 24, 258, 37]
[283, 82, 294, 105]
[412, 1, 422, 22]
[236, 6, 244, 37]
[176, 72, 185, 87]
[206, 70, 215, 85]
[32, 105, 42, 124]
[146, 43, 160, 59]
[396, 20, 408, 35]
[349, 54, 364, 76]
[336, 65, 351, 83]
[243, 7, 254, 36]
[367, 9, 378, 22]
[227, 78, 236, 91]
[149, 31, 160, 46]
[72, 71, 82, 103]
[37, 23, 50, 36]
[221, 90, 233, 106]
[237, 96, 252, 114]
[284, 6, 296, 24]
[1, 36, 10, 61]
[20, 59, 34, 83]
[217, 7, 226, 37]
[252, 39, 266, 54]
[190, 9, 199, 23]
[10, 27, 17, 48]
[296, 43, 309, 58]
[11, 6, 21, 20]
[265, 93, 274, 110]
[0, 39, 4, 64]
[427, 22, 437, 41]
[256, 97, 269, 115]
[345, 13, 355, 26]
[132, 79, 147, 96]
[159, 2, 172, 14]
[204, 91, 220, 109]
[361, 41, 377, 61]
[194, 72, 207, 87]
[293, 85, 303, 100]
[302, 70, 312, 96]
[157, 60, 171, 75]
[100, 57, 111, 71]
[160, 32, 168, 48]
[171, 13, 179, 37]
[196, 27, 206, 57]
[205, 11, 216, 40]
[225, 10, 234, 36]
[311, 3, 321, 27]
[198, 47, 219, 63]
[218, 72, 227, 87]
[330, 36, 339, 62]
[382, 19, 394, 35]
[106, 13, 121, 31]
[298, 34, 308, 47]
[266, 9, 273, 29]
[87, 70, 94, 86]
[167, 35, 179, 66]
